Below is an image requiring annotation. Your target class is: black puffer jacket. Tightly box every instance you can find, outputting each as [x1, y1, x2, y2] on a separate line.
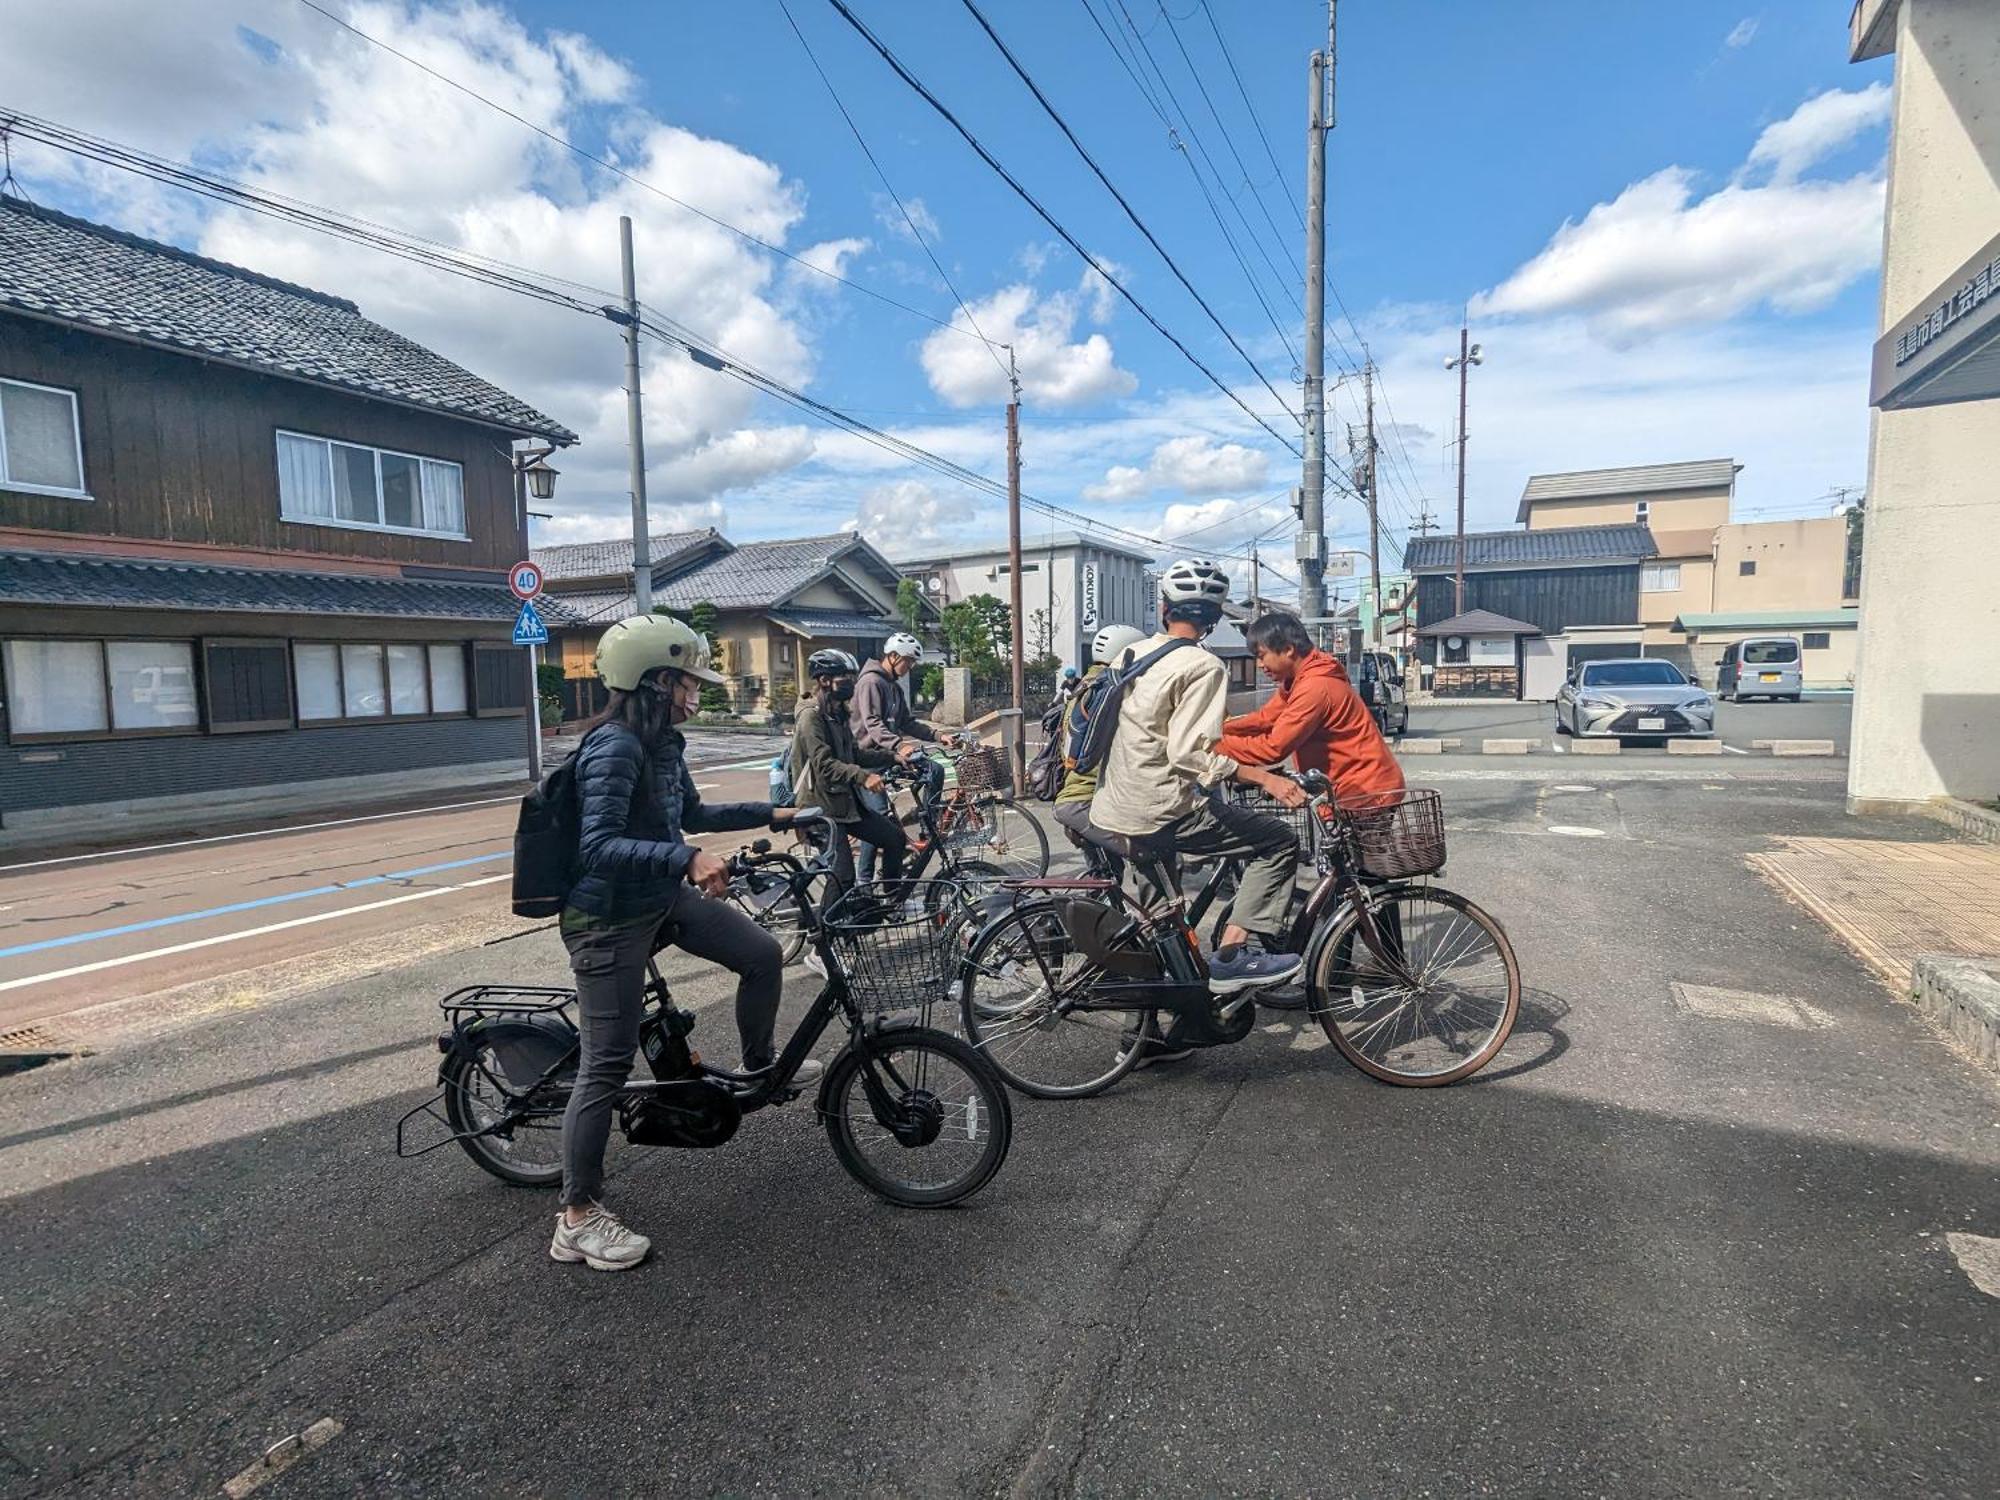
[566, 722, 771, 920]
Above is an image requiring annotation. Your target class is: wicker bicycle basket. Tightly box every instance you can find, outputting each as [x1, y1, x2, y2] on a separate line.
[1332, 788, 1447, 880]
[953, 745, 1012, 796]
[822, 881, 965, 1014]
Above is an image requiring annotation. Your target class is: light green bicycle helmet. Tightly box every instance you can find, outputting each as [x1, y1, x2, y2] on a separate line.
[595, 613, 727, 689]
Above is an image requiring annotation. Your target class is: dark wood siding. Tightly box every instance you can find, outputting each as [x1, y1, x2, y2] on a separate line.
[0, 312, 522, 570]
[1415, 564, 1639, 643]
[202, 638, 293, 732]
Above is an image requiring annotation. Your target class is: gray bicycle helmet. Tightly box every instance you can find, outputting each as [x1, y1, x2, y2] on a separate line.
[807, 647, 860, 680]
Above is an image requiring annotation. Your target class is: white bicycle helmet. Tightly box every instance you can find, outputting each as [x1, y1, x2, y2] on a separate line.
[1091, 623, 1147, 665]
[1159, 557, 1232, 605]
[882, 631, 923, 662]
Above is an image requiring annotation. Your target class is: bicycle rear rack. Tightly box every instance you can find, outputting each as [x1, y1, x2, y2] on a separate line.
[436, 984, 576, 1025]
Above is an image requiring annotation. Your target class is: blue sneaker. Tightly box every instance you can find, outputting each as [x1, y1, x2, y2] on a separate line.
[1206, 945, 1304, 995]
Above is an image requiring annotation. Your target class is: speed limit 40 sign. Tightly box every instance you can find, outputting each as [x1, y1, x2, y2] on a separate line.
[508, 560, 544, 600]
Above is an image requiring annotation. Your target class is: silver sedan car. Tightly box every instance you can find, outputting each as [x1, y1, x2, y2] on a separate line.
[1555, 658, 1716, 738]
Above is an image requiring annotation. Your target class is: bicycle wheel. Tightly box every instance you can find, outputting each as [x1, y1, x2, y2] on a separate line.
[1307, 887, 1519, 1086]
[727, 870, 812, 965]
[821, 1028, 1012, 1207]
[925, 858, 1010, 951]
[960, 903, 1150, 1099]
[441, 1040, 569, 1187]
[941, 797, 1050, 877]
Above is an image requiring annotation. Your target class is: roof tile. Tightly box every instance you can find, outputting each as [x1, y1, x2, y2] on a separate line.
[1403, 524, 1656, 573]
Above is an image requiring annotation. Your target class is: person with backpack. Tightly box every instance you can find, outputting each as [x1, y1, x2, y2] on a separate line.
[1048, 622, 1147, 841]
[791, 648, 910, 914]
[850, 632, 944, 882]
[551, 615, 805, 1273]
[1081, 560, 1308, 996]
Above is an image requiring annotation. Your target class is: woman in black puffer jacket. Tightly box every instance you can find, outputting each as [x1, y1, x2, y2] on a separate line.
[549, 615, 802, 1274]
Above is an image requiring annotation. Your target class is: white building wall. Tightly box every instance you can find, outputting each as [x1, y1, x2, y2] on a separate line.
[1848, 0, 2000, 809]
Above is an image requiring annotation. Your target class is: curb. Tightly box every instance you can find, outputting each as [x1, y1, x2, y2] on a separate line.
[1667, 739, 1723, 756]
[1919, 798, 2000, 845]
[1569, 739, 1621, 755]
[1912, 954, 2000, 1070]
[1481, 738, 1537, 755]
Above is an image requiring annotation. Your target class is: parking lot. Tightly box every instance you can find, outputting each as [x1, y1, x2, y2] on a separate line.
[1408, 693, 1852, 756]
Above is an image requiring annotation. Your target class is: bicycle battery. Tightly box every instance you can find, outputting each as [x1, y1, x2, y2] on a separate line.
[1056, 899, 1165, 979]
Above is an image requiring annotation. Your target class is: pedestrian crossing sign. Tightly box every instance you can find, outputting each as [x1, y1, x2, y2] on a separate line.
[512, 599, 549, 646]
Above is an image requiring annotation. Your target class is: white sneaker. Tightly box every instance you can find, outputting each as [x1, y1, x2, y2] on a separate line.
[790, 1058, 825, 1089]
[550, 1203, 650, 1272]
[803, 950, 828, 978]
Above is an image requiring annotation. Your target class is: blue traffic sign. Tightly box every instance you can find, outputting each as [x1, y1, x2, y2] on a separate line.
[512, 599, 549, 646]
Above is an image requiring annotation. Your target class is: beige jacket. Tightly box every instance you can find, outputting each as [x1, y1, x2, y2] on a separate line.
[1088, 633, 1239, 836]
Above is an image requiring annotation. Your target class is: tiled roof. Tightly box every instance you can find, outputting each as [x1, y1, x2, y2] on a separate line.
[1404, 524, 1657, 573]
[652, 533, 878, 610]
[533, 530, 724, 582]
[0, 549, 521, 621]
[1517, 458, 1737, 521]
[1415, 608, 1543, 638]
[768, 607, 898, 639]
[0, 198, 574, 443]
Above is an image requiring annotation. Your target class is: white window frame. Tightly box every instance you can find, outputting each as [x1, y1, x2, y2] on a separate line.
[1641, 564, 1682, 593]
[1634, 500, 1650, 522]
[291, 639, 474, 726]
[275, 429, 468, 541]
[0, 376, 90, 499]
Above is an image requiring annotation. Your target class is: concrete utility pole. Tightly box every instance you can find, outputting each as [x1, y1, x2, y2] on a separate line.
[619, 215, 653, 614]
[1298, 35, 1330, 634]
[1363, 361, 1382, 648]
[1445, 322, 1483, 615]
[1249, 538, 1261, 615]
[1006, 347, 1025, 779]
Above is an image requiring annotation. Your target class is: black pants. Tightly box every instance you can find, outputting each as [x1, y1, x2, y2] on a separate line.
[558, 883, 784, 1207]
[821, 806, 908, 918]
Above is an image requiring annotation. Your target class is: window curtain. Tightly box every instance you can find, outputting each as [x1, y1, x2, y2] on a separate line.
[277, 433, 334, 521]
[421, 459, 465, 535]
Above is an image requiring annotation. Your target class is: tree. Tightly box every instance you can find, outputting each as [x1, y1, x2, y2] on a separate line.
[1843, 498, 1866, 599]
[685, 600, 732, 713]
[940, 593, 1011, 667]
[895, 577, 926, 633]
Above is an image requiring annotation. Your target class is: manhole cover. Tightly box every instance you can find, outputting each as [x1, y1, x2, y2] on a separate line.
[1670, 983, 1833, 1030]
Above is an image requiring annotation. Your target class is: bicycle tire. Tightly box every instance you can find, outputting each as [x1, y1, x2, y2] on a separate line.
[959, 902, 1152, 1099]
[1306, 886, 1520, 1086]
[820, 1027, 1012, 1207]
[441, 1043, 568, 1188]
[941, 797, 1051, 877]
[728, 873, 812, 966]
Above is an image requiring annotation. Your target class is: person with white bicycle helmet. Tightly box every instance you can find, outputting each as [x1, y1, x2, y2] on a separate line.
[849, 630, 943, 883]
[791, 645, 908, 914]
[1077, 559, 1310, 1063]
[552, 613, 809, 1272]
[1092, 623, 1147, 668]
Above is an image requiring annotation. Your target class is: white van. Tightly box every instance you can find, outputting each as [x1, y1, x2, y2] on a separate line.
[1716, 637, 1803, 702]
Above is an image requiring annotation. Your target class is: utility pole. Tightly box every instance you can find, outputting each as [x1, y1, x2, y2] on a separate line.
[1362, 361, 1382, 648]
[1445, 321, 1483, 616]
[1298, 24, 1331, 636]
[1249, 538, 1261, 615]
[619, 215, 653, 614]
[1006, 347, 1025, 783]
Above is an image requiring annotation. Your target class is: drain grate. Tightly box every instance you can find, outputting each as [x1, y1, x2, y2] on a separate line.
[0, 1022, 81, 1074]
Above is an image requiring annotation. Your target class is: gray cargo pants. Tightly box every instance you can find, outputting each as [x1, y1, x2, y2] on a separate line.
[557, 882, 783, 1208]
[1166, 796, 1298, 943]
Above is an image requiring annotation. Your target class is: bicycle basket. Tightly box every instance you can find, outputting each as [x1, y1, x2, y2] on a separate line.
[1333, 788, 1446, 880]
[953, 745, 1012, 795]
[822, 881, 966, 1014]
[1224, 783, 1332, 873]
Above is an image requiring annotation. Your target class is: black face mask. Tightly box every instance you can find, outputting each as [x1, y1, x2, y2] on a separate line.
[824, 679, 855, 706]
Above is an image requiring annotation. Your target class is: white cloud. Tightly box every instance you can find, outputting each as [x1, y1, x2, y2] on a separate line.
[920, 270, 1139, 408]
[875, 193, 940, 244]
[1472, 87, 1893, 342]
[789, 236, 870, 287]
[1084, 435, 1269, 501]
[843, 480, 976, 550]
[1744, 82, 1891, 183]
[535, 498, 727, 546]
[1724, 17, 1759, 49]
[650, 427, 817, 502]
[1157, 497, 1290, 552]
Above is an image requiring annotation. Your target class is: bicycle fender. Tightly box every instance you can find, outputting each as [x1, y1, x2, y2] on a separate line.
[441, 1014, 579, 1090]
[1298, 881, 1429, 998]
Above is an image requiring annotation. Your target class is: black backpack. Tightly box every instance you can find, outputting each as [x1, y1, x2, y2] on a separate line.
[1063, 639, 1193, 777]
[510, 733, 652, 918]
[1026, 701, 1068, 801]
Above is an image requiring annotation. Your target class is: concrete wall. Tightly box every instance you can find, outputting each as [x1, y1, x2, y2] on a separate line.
[1524, 489, 1731, 531]
[1849, 0, 2000, 809]
[1713, 518, 1852, 611]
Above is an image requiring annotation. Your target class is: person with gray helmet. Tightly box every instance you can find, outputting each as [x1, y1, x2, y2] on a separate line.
[551, 614, 807, 1272]
[1084, 559, 1308, 1000]
[791, 648, 909, 915]
[850, 631, 944, 882]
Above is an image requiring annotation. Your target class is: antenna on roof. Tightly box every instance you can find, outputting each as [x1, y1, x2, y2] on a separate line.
[0, 121, 34, 203]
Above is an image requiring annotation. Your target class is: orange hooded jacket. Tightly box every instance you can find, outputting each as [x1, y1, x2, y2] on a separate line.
[1216, 648, 1404, 802]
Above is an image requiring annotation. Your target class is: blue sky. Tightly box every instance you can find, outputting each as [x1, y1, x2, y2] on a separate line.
[3, 2, 1893, 591]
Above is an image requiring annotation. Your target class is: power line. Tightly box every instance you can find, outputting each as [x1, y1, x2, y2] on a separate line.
[776, 0, 1011, 383]
[1199, 0, 1304, 226]
[288, 0, 997, 345]
[822, 0, 1302, 458]
[955, 0, 1300, 428]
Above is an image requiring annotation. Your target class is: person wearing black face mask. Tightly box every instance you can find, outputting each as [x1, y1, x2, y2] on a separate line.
[789, 648, 907, 921]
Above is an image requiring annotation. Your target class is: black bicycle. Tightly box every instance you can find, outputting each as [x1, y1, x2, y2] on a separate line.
[958, 773, 1520, 1098]
[399, 832, 1013, 1208]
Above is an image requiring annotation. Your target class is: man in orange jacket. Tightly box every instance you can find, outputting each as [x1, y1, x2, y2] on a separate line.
[1217, 612, 1404, 802]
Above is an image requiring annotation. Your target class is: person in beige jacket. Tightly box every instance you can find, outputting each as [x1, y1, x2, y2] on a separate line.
[1085, 559, 1308, 996]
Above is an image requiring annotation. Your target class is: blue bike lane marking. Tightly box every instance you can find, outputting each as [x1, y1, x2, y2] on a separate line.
[0, 850, 510, 962]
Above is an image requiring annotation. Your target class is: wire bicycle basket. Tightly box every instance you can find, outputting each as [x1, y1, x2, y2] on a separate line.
[823, 880, 969, 1016]
[1331, 788, 1447, 880]
[1225, 783, 1334, 873]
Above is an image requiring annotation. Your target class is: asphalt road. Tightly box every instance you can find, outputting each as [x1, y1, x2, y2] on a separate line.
[1410, 693, 1853, 755]
[2, 769, 1994, 1497]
